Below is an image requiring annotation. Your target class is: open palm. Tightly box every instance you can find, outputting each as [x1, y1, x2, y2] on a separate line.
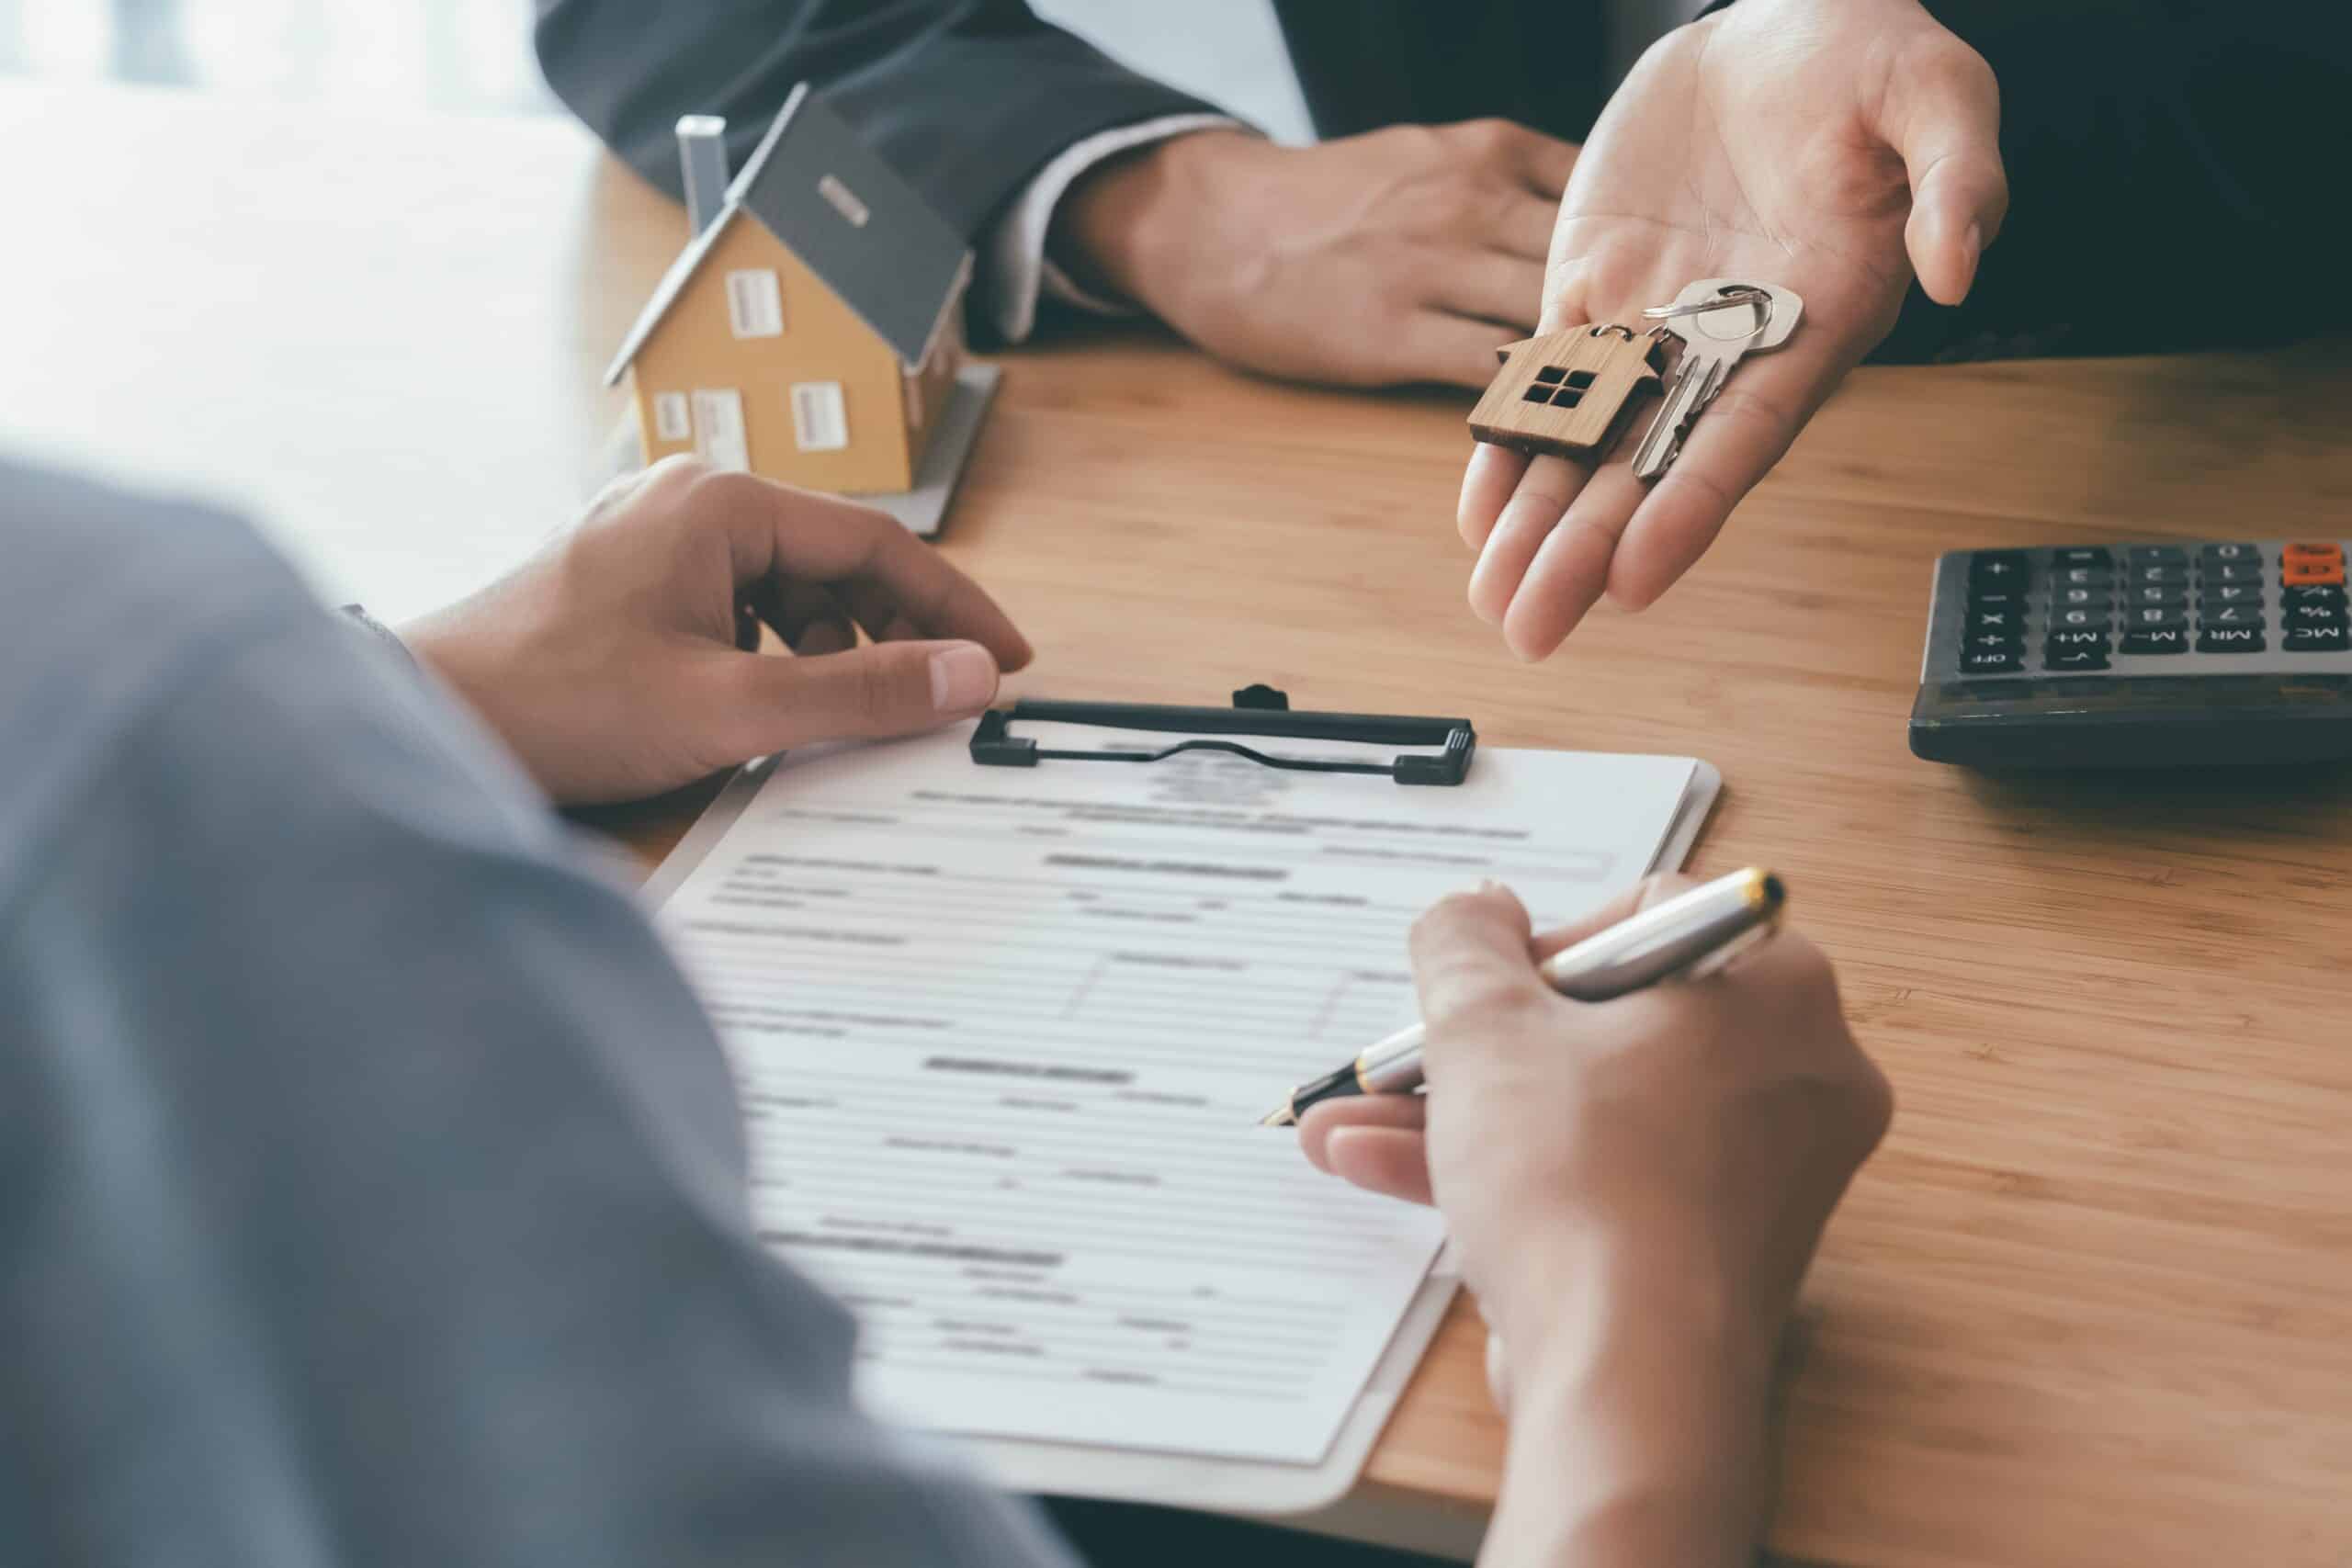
[1459, 0, 2007, 660]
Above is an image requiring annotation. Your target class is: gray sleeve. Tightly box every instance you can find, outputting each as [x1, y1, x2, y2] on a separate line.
[0, 479, 1078, 1568]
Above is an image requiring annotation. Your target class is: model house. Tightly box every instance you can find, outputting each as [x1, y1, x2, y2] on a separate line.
[605, 85, 978, 502]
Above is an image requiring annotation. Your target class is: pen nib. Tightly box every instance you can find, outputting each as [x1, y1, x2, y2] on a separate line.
[1257, 1103, 1297, 1129]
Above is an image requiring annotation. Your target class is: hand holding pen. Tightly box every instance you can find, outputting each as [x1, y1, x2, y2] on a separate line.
[1285, 872, 1892, 1567]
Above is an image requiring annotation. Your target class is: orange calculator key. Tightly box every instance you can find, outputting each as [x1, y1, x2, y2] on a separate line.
[2284, 541, 2343, 564]
[2283, 558, 2346, 587]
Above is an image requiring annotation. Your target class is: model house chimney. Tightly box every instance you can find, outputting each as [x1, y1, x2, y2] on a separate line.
[677, 115, 729, 237]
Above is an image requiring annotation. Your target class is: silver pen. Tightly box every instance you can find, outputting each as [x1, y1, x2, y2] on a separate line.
[1257, 866, 1787, 1127]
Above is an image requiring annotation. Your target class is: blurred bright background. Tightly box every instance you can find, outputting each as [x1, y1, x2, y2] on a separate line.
[0, 0, 1317, 139]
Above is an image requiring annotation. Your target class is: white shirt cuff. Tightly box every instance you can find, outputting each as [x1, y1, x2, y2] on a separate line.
[978, 112, 1241, 344]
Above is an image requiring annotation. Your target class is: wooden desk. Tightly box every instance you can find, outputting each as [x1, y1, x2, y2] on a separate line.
[7, 83, 2349, 1568]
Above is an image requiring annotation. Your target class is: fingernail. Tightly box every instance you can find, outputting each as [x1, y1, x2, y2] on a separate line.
[927, 643, 997, 714]
[1960, 221, 1983, 288]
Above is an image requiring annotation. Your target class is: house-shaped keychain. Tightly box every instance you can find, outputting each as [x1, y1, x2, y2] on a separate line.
[1467, 325, 1664, 463]
[604, 84, 999, 536]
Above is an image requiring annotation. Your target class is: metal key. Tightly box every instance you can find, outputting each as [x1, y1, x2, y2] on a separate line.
[1629, 279, 1803, 480]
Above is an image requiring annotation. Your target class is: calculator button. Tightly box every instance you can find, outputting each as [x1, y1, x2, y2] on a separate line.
[2051, 547, 2112, 570]
[2122, 627, 2189, 655]
[2195, 625, 2266, 653]
[2202, 582, 2263, 606]
[2203, 561, 2266, 585]
[2127, 606, 2188, 629]
[2044, 628, 2109, 669]
[1966, 609, 2023, 637]
[2126, 585, 2188, 609]
[2054, 565, 2111, 588]
[2126, 545, 2188, 564]
[2282, 559, 2346, 587]
[2287, 597, 2347, 626]
[2051, 607, 2109, 630]
[2282, 542, 2343, 564]
[1960, 646, 2025, 673]
[2285, 623, 2351, 651]
[2051, 586, 2109, 611]
[1969, 551, 2030, 586]
[2283, 581, 2348, 604]
[2200, 542, 2260, 562]
[2199, 603, 2263, 626]
[2131, 564, 2189, 587]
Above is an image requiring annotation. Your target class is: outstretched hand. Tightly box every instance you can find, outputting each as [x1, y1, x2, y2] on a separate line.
[403, 457, 1032, 805]
[1460, 0, 2007, 660]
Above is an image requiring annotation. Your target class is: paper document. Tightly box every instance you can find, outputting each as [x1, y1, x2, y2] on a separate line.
[656, 726, 1708, 1466]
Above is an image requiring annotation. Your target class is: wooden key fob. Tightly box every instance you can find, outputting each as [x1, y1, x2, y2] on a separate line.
[1468, 325, 1663, 461]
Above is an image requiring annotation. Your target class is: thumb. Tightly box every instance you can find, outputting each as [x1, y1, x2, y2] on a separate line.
[1407, 883, 1549, 1046]
[1882, 35, 2007, 306]
[724, 638, 1001, 752]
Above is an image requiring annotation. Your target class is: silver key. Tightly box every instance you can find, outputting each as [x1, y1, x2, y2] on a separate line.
[1629, 279, 1803, 481]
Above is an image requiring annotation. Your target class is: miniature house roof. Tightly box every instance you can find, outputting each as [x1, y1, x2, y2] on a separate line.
[604, 83, 973, 386]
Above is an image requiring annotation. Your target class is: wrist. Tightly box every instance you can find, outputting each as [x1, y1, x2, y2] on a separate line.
[398, 607, 514, 747]
[1478, 1229, 1779, 1567]
[1049, 128, 1261, 321]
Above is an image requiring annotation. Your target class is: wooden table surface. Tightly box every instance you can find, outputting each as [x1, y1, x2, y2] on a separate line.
[8, 83, 2350, 1568]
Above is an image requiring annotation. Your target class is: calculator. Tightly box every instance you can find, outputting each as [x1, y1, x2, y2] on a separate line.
[1909, 540, 2352, 766]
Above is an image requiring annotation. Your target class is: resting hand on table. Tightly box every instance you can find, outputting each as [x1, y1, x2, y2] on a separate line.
[1057, 122, 1575, 390]
[402, 456, 1032, 806]
[1300, 876, 1890, 1566]
[1460, 0, 2008, 659]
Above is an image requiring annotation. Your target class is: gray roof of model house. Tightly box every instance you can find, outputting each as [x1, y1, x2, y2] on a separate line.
[604, 83, 973, 386]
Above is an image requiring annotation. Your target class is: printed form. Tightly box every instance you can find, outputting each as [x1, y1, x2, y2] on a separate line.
[658, 726, 1708, 1465]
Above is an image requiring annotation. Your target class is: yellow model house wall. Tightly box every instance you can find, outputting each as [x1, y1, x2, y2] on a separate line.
[628, 217, 912, 494]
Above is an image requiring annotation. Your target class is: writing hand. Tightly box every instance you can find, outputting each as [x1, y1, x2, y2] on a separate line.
[1300, 876, 1890, 1567]
[403, 457, 1031, 805]
[1459, 0, 2007, 659]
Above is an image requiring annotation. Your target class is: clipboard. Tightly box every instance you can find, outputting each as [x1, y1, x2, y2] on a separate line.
[641, 690, 1722, 1529]
[645, 770, 1464, 1520]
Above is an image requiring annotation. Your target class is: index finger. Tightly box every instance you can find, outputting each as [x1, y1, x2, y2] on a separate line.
[1408, 884, 1550, 1044]
[699, 470, 1034, 671]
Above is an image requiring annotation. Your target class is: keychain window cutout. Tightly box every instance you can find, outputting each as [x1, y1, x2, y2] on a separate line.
[1522, 367, 1599, 409]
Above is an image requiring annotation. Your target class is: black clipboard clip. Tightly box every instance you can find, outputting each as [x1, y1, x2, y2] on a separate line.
[968, 684, 1476, 786]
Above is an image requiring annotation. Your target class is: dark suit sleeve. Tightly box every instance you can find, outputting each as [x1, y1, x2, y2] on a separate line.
[533, 0, 1220, 240]
[1884, 1, 2351, 360]
[1691, 0, 2348, 359]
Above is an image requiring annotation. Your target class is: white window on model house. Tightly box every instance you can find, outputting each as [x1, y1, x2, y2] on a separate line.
[651, 391, 691, 443]
[790, 381, 849, 452]
[724, 269, 784, 338]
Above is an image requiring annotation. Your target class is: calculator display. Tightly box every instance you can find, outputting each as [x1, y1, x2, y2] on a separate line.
[1910, 542, 2352, 766]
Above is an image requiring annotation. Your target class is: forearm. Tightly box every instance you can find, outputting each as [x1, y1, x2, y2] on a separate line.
[1480, 1239, 1775, 1568]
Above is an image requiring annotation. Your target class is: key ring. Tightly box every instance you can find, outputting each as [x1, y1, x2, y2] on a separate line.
[1640, 285, 1773, 333]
